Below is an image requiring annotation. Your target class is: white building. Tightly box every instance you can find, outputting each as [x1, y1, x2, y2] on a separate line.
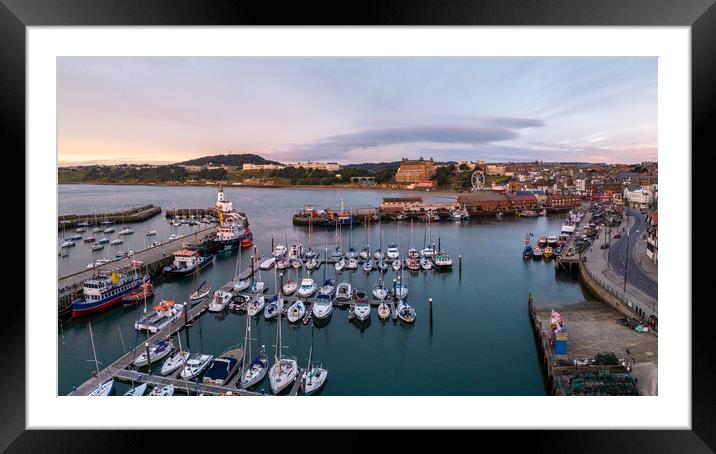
[575, 178, 587, 193]
[287, 161, 340, 171]
[242, 163, 286, 170]
[624, 188, 654, 209]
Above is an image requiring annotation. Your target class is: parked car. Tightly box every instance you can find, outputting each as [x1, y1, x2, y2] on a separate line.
[613, 233, 622, 238]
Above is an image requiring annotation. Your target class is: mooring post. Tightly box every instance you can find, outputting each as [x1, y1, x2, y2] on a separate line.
[458, 255, 462, 276]
[428, 297, 433, 322]
[271, 237, 275, 253]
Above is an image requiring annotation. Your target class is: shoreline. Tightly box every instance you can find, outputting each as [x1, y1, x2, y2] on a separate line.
[59, 181, 463, 198]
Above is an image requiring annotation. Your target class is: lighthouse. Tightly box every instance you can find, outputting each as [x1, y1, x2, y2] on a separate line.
[215, 186, 233, 214]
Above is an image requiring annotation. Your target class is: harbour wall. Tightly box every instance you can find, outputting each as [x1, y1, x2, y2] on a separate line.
[59, 205, 162, 230]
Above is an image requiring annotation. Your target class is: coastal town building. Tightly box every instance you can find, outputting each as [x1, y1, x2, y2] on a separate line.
[646, 211, 658, 264]
[395, 158, 436, 183]
[547, 194, 581, 208]
[286, 161, 341, 171]
[485, 164, 507, 175]
[380, 197, 424, 213]
[242, 163, 286, 170]
[624, 188, 654, 209]
[456, 191, 510, 213]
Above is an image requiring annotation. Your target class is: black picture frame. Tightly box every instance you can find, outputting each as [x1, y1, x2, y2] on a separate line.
[3, 0, 711, 450]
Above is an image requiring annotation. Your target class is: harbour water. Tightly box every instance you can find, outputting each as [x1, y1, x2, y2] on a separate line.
[58, 184, 595, 396]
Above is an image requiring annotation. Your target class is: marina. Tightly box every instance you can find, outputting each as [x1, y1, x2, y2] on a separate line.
[59, 184, 643, 396]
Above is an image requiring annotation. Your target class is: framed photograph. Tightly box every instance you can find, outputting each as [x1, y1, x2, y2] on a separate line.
[5, 0, 712, 449]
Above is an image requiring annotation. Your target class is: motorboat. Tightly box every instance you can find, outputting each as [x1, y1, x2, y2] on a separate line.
[146, 230, 157, 236]
[91, 244, 104, 251]
[149, 385, 175, 396]
[396, 300, 416, 323]
[334, 259, 346, 272]
[179, 353, 214, 380]
[318, 279, 335, 297]
[346, 258, 358, 270]
[273, 244, 287, 258]
[291, 258, 303, 270]
[532, 247, 544, 261]
[420, 257, 432, 270]
[287, 299, 306, 323]
[228, 294, 251, 312]
[208, 289, 233, 312]
[98, 237, 109, 244]
[247, 294, 265, 316]
[335, 282, 352, 301]
[163, 250, 213, 277]
[203, 347, 244, 386]
[276, 258, 289, 270]
[61, 240, 75, 248]
[161, 350, 190, 376]
[352, 301, 371, 322]
[386, 243, 399, 260]
[133, 339, 174, 367]
[282, 279, 298, 296]
[83, 237, 95, 243]
[123, 383, 147, 396]
[134, 300, 184, 333]
[421, 246, 435, 258]
[543, 246, 554, 259]
[296, 278, 317, 298]
[264, 295, 283, 319]
[118, 228, 134, 235]
[122, 281, 154, 303]
[407, 257, 420, 272]
[312, 294, 333, 319]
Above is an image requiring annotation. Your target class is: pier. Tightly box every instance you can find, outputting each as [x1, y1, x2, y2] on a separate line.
[59, 205, 162, 230]
[58, 226, 218, 301]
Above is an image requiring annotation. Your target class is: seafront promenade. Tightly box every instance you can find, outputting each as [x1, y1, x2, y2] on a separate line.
[581, 214, 658, 322]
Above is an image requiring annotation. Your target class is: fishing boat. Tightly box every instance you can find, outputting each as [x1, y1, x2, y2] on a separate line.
[161, 350, 190, 376]
[396, 300, 416, 323]
[133, 339, 174, 367]
[241, 236, 253, 248]
[146, 230, 157, 236]
[122, 280, 154, 303]
[282, 278, 298, 296]
[208, 289, 233, 312]
[90, 244, 104, 251]
[335, 282, 352, 301]
[85, 322, 114, 396]
[189, 282, 212, 304]
[296, 278, 317, 298]
[532, 247, 544, 261]
[213, 187, 251, 250]
[537, 237, 548, 247]
[334, 259, 346, 272]
[547, 235, 558, 247]
[432, 251, 453, 269]
[203, 347, 244, 386]
[179, 353, 214, 380]
[269, 303, 298, 395]
[407, 257, 420, 272]
[123, 383, 147, 396]
[523, 244, 533, 259]
[264, 295, 283, 319]
[287, 299, 306, 323]
[163, 250, 214, 277]
[247, 294, 265, 316]
[312, 294, 333, 319]
[259, 257, 276, 270]
[543, 246, 554, 259]
[318, 279, 336, 297]
[72, 272, 148, 317]
[118, 228, 134, 235]
[134, 300, 185, 333]
[149, 385, 175, 396]
[346, 258, 358, 270]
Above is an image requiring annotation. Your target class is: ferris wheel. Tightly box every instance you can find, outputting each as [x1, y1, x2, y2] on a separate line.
[471, 170, 485, 191]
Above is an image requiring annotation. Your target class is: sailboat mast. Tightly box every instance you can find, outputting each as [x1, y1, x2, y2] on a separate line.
[88, 322, 101, 385]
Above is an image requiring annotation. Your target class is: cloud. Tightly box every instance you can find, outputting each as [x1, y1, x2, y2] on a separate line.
[275, 117, 543, 161]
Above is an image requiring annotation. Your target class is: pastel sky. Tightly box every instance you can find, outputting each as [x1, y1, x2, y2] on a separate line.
[57, 57, 657, 165]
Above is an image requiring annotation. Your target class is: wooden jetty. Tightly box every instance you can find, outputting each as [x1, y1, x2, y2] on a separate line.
[69, 269, 261, 396]
[59, 205, 162, 230]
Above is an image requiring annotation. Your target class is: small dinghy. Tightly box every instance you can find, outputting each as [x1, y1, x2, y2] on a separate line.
[263, 295, 283, 319]
[396, 300, 416, 323]
[378, 302, 391, 319]
[133, 339, 174, 367]
[287, 300, 306, 323]
[311, 294, 333, 320]
[123, 382, 147, 396]
[149, 384, 175, 396]
[335, 282, 352, 301]
[161, 350, 190, 376]
[247, 294, 265, 316]
[282, 279, 298, 296]
[179, 353, 214, 380]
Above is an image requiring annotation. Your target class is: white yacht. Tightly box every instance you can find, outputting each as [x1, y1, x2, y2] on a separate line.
[161, 350, 190, 376]
[287, 299, 306, 323]
[296, 278, 317, 298]
[335, 282, 352, 301]
[208, 289, 233, 312]
[282, 279, 298, 296]
[133, 339, 174, 367]
[179, 353, 214, 380]
[312, 294, 333, 320]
